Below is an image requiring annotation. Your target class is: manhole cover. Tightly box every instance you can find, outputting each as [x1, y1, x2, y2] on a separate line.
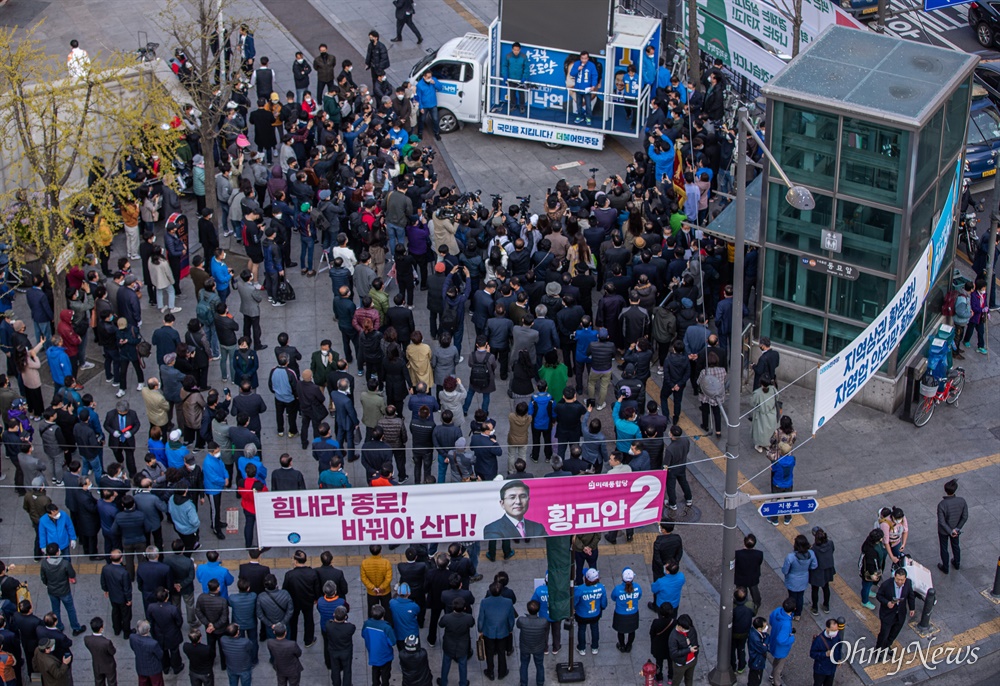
[665, 504, 702, 524]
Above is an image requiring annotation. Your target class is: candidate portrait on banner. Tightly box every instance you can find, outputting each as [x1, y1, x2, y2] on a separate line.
[483, 480, 548, 539]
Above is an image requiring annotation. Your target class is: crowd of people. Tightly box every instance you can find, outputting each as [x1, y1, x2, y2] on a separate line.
[0, 24, 981, 686]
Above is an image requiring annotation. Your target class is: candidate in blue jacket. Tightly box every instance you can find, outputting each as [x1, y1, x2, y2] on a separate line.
[415, 71, 443, 141]
[569, 52, 600, 125]
[502, 42, 529, 112]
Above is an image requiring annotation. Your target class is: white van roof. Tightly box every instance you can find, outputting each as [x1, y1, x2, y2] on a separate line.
[440, 33, 488, 62]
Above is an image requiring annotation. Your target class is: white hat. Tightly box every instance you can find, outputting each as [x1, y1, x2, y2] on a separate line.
[169, 429, 182, 442]
[585, 568, 600, 582]
[529, 213, 539, 226]
[622, 568, 635, 583]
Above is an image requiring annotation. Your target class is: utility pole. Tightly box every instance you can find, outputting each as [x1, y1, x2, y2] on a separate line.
[875, 0, 889, 33]
[706, 106, 748, 686]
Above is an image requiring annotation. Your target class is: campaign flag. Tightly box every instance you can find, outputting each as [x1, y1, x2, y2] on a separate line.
[254, 471, 666, 547]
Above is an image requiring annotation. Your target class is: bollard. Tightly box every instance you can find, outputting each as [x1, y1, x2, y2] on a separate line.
[992, 556, 1000, 598]
[917, 588, 936, 630]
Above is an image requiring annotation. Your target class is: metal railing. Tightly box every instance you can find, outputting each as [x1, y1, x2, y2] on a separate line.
[487, 76, 650, 137]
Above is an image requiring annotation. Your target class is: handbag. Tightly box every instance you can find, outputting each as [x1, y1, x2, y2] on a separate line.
[476, 634, 486, 661]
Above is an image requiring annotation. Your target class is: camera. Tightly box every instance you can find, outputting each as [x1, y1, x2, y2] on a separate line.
[490, 193, 502, 212]
[420, 146, 436, 163]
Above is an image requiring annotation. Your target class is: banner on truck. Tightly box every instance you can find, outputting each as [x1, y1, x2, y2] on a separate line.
[255, 471, 666, 546]
[812, 161, 961, 434]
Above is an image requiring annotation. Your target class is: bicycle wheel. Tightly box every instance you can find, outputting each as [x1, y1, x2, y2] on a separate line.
[912, 397, 935, 427]
[946, 372, 965, 404]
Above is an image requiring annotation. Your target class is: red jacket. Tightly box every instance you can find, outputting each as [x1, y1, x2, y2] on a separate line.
[57, 310, 81, 358]
[237, 477, 268, 514]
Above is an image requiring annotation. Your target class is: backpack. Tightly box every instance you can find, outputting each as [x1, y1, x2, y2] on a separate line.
[196, 297, 214, 327]
[441, 302, 459, 333]
[700, 371, 725, 402]
[941, 289, 958, 318]
[469, 352, 491, 390]
[6, 401, 32, 440]
[242, 220, 261, 247]
[310, 206, 331, 234]
[276, 278, 296, 303]
[350, 212, 369, 244]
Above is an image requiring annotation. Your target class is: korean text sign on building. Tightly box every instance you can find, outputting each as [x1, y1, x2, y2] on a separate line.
[812, 161, 961, 434]
[254, 471, 666, 546]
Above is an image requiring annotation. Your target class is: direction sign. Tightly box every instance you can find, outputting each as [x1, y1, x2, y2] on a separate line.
[924, 0, 975, 11]
[758, 498, 818, 518]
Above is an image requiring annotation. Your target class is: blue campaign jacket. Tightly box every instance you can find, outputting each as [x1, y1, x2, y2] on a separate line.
[390, 597, 421, 641]
[503, 51, 528, 81]
[570, 60, 599, 89]
[612, 582, 642, 616]
[529, 393, 554, 430]
[202, 453, 229, 494]
[573, 583, 607, 620]
[575, 328, 598, 363]
[530, 585, 550, 621]
[362, 618, 396, 666]
[416, 77, 443, 109]
[771, 454, 796, 489]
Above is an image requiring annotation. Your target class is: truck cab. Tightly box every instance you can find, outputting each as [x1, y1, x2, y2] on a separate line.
[408, 34, 487, 133]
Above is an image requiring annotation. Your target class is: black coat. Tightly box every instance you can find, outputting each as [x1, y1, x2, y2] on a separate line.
[238, 563, 271, 595]
[365, 40, 390, 75]
[148, 601, 184, 649]
[282, 566, 322, 607]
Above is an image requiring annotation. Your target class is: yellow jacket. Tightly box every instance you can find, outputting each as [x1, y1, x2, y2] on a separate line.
[360, 555, 392, 596]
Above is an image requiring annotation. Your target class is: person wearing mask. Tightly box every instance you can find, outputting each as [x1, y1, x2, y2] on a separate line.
[668, 615, 700, 686]
[810, 618, 845, 686]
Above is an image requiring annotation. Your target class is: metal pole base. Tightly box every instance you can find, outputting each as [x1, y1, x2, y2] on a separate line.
[707, 665, 737, 686]
[555, 662, 587, 683]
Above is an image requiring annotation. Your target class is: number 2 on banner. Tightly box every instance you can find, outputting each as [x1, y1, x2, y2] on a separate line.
[629, 475, 662, 523]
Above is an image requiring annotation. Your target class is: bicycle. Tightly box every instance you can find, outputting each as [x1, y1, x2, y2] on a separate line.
[912, 368, 965, 427]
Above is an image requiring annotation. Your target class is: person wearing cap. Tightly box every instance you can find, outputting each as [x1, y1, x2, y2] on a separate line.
[574, 568, 607, 655]
[388, 584, 420, 650]
[611, 567, 642, 652]
[32, 636, 71, 686]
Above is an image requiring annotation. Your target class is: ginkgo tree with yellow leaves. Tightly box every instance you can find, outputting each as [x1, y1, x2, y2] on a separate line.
[0, 23, 182, 308]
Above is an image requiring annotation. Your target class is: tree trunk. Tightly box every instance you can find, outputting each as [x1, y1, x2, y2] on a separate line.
[792, 0, 803, 57]
[687, 0, 701, 90]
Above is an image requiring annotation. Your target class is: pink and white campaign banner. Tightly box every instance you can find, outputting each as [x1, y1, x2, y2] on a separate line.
[254, 471, 667, 546]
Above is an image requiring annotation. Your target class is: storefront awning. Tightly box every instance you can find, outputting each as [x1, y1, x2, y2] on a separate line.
[703, 175, 762, 247]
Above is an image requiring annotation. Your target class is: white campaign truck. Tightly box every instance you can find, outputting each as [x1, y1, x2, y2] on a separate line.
[408, 13, 661, 150]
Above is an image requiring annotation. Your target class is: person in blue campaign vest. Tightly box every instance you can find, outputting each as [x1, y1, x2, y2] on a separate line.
[642, 46, 656, 93]
[624, 64, 640, 125]
[569, 51, 600, 125]
[611, 567, 642, 653]
[415, 70, 443, 141]
[530, 572, 561, 654]
[573, 568, 607, 654]
[502, 42, 529, 113]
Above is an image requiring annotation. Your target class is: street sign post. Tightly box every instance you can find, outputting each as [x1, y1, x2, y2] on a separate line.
[923, 0, 975, 11]
[758, 498, 818, 518]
